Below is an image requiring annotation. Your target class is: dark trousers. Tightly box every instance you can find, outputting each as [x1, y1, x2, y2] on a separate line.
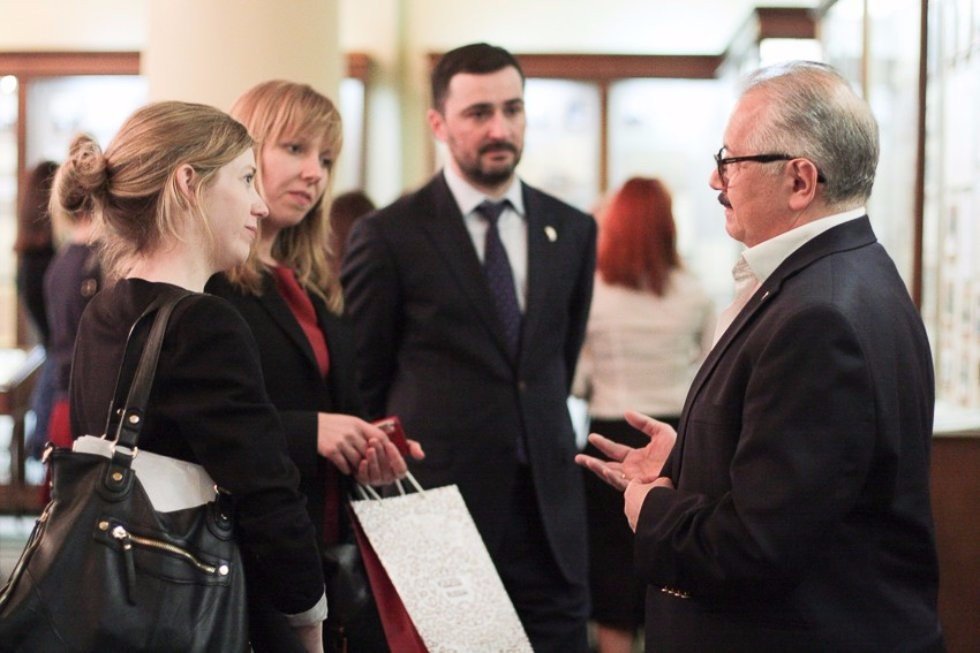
[495, 466, 590, 653]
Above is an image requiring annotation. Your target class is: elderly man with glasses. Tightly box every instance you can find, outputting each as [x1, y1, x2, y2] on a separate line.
[578, 60, 943, 652]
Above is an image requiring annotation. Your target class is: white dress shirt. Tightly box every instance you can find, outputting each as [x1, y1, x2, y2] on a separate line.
[443, 166, 528, 311]
[713, 207, 867, 346]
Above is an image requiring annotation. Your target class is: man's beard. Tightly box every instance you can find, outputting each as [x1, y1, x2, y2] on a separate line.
[460, 142, 522, 187]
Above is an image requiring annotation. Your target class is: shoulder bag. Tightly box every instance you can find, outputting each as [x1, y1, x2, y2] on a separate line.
[0, 290, 248, 652]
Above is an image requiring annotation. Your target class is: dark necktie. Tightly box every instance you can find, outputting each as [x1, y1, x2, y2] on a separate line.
[476, 200, 522, 360]
[477, 199, 529, 464]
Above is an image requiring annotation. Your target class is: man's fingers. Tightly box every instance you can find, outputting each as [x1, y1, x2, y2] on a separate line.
[586, 433, 629, 460]
[575, 454, 627, 492]
[624, 410, 660, 438]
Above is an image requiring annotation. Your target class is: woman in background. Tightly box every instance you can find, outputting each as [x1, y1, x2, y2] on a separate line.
[207, 80, 421, 653]
[15, 160, 59, 460]
[574, 177, 714, 653]
[62, 102, 327, 651]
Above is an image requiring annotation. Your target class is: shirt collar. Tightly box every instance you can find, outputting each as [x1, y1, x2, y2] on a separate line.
[442, 165, 525, 218]
[742, 206, 866, 283]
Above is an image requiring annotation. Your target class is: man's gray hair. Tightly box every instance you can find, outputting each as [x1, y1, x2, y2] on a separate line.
[741, 61, 879, 206]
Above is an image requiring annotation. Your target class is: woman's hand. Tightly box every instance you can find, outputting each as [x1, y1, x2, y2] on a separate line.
[316, 413, 383, 475]
[355, 436, 425, 486]
[317, 413, 425, 484]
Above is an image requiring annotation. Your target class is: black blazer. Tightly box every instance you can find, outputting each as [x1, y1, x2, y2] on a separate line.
[206, 271, 362, 545]
[341, 173, 596, 584]
[71, 279, 324, 616]
[634, 218, 943, 651]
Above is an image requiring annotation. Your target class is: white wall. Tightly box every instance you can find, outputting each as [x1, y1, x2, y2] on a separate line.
[144, 0, 341, 111]
[0, 0, 146, 50]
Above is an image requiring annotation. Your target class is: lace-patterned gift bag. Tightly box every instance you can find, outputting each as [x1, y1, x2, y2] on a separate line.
[350, 476, 533, 653]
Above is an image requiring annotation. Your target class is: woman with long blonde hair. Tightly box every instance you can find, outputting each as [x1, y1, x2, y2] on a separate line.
[208, 80, 421, 652]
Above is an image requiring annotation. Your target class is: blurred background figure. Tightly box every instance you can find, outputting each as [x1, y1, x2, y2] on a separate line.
[573, 176, 714, 653]
[43, 157, 101, 453]
[14, 160, 59, 460]
[328, 189, 374, 279]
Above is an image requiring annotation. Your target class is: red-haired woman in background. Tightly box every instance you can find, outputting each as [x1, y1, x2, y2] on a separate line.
[573, 177, 714, 653]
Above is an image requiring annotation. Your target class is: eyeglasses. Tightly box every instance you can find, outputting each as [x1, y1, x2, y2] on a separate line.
[714, 147, 827, 187]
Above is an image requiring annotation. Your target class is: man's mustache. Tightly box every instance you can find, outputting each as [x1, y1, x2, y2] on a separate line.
[717, 192, 732, 209]
[480, 142, 518, 155]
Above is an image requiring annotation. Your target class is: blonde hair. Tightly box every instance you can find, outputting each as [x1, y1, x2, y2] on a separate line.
[225, 80, 343, 310]
[52, 101, 253, 281]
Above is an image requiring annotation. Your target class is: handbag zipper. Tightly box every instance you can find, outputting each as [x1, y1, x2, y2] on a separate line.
[102, 521, 230, 602]
[109, 524, 226, 575]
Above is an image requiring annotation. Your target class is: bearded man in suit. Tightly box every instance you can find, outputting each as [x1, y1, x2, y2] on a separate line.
[342, 42, 595, 652]
[578, 60, 944, 652]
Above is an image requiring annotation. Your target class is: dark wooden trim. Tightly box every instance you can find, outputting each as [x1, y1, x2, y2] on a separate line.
[427, 52, 723, 81]
[930, 436, 980, 652]
[515, 54, 723, 80]
[346, 52, 371, 81]
[861, 1, 871, 96]
[598, 80, 609, 195]
[755, 7, 818, 40]
[911, 0, 927, 309]
[0, 51, 139, 76]
[0, 345, 45, 514]
[14, 81, 28, 346]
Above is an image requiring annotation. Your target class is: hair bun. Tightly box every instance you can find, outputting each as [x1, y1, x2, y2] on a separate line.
[56, 133, 108, 213]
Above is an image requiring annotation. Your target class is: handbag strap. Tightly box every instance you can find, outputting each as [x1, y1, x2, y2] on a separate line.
[102, 288, 193, 478]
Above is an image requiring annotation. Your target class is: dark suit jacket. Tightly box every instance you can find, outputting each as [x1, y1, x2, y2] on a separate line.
[635, 217, 943, 651]
[206, 271, 362, 545]
[341, 173, 596, 583]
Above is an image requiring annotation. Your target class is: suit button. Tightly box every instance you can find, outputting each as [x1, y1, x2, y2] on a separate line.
[517, 380, 527, 392]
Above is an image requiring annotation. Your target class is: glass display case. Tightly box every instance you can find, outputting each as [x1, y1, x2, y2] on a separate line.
[924, 0, 980, 410]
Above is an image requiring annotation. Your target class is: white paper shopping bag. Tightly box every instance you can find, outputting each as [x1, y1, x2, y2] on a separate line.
[350, 477, 533, 653]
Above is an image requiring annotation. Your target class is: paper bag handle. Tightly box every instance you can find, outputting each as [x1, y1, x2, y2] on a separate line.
[354, 471, 425, 501]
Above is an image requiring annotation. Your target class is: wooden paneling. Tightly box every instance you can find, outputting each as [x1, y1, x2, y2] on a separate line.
[0, 51, 139, 76]
[930, 436, 980, 652]
[515, 54, 722, 80]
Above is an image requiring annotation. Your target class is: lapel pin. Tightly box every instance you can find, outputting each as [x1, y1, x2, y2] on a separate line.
[544, 226, 557, 242]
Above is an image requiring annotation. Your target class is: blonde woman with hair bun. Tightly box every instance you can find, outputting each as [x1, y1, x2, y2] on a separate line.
[64, 101, 327, 652]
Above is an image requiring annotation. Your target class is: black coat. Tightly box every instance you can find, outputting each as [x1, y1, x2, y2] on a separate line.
[635, 218, 944, 652]
[206, 271, 362, 545]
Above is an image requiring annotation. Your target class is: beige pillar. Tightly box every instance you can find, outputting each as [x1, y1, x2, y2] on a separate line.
[144, 0, 341, 112]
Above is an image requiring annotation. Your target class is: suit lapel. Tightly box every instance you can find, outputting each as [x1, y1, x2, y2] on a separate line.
[520, 184, 560, 367]
[419, 175, 515, 362]
[673, 217, 878, 475]
[256, 271, 320, 369]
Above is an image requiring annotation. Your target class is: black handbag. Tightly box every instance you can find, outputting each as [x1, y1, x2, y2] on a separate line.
[0, 291, 248, 652]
